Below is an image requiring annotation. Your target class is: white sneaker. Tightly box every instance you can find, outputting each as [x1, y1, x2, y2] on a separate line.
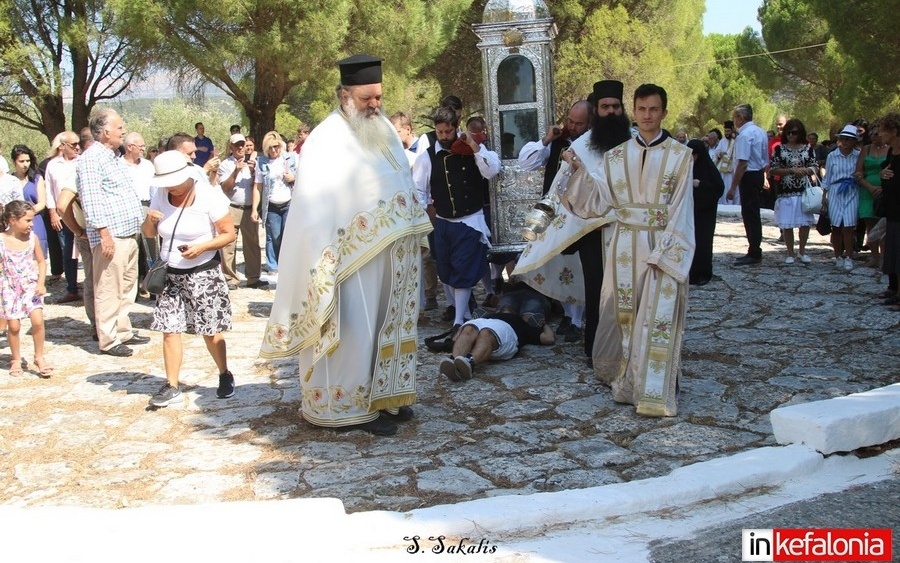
[784, 256, 795, 264]
[835, 257, 844, 269]
[799, 254, 812, 264]
[844, 257, 854, 271]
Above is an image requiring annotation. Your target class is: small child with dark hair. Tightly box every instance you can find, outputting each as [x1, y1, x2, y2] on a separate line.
[0, 200, 50, 377]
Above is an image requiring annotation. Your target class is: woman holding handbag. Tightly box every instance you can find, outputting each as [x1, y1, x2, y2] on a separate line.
[769, 119, 817, 265]
[141, 151, 236, 408]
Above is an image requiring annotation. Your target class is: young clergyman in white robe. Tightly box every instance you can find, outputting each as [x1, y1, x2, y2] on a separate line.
[260, 55, 432, 435]
[561, 84, 695, 417]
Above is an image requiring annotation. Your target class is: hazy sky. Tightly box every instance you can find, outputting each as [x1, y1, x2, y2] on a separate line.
[703, 0, 762, 35]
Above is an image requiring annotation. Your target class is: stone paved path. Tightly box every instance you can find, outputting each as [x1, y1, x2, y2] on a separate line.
[1, 213, 897, 513]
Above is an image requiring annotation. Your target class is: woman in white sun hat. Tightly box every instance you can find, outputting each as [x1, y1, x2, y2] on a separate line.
[142, 150, 236, 408]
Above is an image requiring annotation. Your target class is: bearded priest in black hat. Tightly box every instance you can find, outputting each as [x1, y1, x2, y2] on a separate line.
[513, 79, 632, 361]
[260, 54, 432, 436]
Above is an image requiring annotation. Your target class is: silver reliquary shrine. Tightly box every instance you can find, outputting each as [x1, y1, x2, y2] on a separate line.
[473, 0, 557, 255]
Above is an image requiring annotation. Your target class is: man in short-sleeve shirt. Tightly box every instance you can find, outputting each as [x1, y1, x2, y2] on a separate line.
[217, 133, 265, 289]
[726, 104, 769, 265]
[76, 108, 149, 356]
[193, 122, 214, 167]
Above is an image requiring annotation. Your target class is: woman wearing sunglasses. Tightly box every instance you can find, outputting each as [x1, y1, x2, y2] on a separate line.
[769, 118, 818, 264]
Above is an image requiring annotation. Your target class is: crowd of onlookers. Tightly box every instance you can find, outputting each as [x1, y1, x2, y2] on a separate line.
[675, 114, 898, 273]
[0, 113, 312, 406]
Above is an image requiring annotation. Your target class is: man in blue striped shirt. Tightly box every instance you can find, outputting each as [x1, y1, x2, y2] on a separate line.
[727, 104, 770, 266]
[76, 108, 150, 357]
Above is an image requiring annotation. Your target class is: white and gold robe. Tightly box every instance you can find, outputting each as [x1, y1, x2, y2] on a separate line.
[261, 110, 432, 427]
[513, 134, 611, 306]
[716, 137, 737, 205]
[563, 136, 694, 416]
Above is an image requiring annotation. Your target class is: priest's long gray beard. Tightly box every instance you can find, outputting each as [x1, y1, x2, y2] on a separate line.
[344, 103, 395, 149]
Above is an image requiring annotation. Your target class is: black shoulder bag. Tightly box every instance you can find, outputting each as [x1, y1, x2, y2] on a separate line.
[141, 190, 193, 295]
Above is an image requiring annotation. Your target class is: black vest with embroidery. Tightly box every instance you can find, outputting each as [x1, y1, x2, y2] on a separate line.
[428, 144, 485, 218]
[542, 138, 571, 195]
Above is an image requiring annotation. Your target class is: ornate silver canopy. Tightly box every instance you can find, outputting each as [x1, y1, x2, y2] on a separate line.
[473, 0, 557, 254]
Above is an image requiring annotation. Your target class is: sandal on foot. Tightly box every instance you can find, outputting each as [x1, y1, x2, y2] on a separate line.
[9, 360, 23, 377]
[33, 357, 54, 377]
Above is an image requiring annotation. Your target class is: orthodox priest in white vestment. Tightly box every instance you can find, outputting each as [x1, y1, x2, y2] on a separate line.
[512, 134, 610, 308]
[512, 191, 589, 309]
[260, 55, 432, 433]
[562, 130, 694, 416]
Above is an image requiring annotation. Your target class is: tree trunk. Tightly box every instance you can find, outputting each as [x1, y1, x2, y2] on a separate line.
[247, 104, 278, 147]
[35, 91, 67, 144]
[247, 58, 286, 143]
[69, 0, 90, 134]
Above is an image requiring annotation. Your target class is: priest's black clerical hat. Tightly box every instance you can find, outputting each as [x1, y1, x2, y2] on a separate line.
[592, 80, 624, 101]
[338, 54, 383, 86]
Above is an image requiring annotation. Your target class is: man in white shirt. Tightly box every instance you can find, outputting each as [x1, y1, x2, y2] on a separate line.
[726, 104, 770, 265]
[44, 131, 82, 302]
[518, 100, 592, 196]
[217, 134, 266, 290]
[121, 132, 158, 295]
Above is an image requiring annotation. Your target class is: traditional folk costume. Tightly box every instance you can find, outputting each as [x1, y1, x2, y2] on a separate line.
[260, 57, 432, 428]
[412, 123, 500, 328]
[562, 134, 694, 416]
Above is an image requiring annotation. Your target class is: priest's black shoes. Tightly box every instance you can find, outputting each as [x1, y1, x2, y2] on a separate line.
[339, 414, 398, 436]
[380, 406, 414, 422]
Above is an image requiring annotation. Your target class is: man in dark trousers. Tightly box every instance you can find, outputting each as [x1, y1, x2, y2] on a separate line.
[726, 104, 770, 265]
[412, 106, 501, 329]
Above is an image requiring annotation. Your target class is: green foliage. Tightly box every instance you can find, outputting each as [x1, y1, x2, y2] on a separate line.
[0, 121, 51, 158]
[0, 0, 152, 140]
[113, 0, 472, 141]
[419, 0, 488, 117]
[555, 0, 708, 128]
[295, 0, 472, 126]
[804, 0, 900, 92]
[750, 0, 894, 135]
[685, 34, 775, 136]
